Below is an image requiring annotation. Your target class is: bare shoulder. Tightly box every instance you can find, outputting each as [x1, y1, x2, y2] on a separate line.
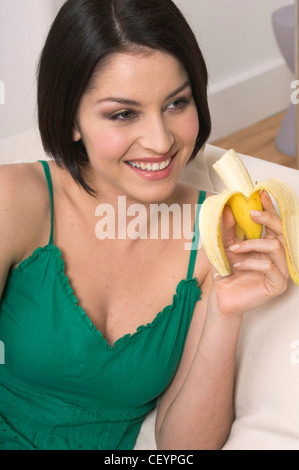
[0, 161, 51, 266]
[0, 161, 50, 217]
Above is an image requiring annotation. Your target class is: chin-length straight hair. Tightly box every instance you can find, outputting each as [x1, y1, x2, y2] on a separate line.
[37, 0, 211, 195]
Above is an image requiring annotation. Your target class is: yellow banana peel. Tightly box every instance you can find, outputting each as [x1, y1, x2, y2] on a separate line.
[199, 149, 299, 286]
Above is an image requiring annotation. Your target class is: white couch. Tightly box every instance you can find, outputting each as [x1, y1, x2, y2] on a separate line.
[1, 128, 299, 450]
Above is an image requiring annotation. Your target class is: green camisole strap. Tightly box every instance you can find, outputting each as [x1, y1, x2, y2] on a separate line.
[186, 190, 206, 280]
[39, 160, 54, 245]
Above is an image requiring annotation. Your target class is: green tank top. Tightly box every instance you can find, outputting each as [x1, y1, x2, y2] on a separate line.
[0, 161, 206, 450]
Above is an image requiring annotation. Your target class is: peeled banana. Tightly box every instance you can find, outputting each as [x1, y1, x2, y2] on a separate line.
[199, 149, 299, 286]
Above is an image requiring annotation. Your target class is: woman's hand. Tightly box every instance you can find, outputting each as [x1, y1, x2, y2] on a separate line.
[212, 190, 289, 318]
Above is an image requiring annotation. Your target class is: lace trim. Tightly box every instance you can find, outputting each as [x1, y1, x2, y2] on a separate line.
[10, 245, 201, 351]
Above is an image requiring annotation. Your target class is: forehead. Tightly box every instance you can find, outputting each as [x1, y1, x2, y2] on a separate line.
[87, 50, 189, 99]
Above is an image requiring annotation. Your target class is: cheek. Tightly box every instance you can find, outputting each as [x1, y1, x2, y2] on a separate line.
[85, 128, 133, 161]
[188, 109, 200, 140]
[178, 109, 200, 145]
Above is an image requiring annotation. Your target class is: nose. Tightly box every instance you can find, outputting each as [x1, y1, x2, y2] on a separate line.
[139, 114, 175, 155]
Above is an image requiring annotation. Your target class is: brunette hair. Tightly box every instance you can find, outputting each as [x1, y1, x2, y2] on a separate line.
[37, 0, 211, 195]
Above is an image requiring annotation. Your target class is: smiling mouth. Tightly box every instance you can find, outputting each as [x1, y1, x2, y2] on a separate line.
[126, 156, 172, 172]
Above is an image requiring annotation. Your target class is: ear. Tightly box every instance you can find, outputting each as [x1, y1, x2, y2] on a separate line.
[73, 127, 81, 142]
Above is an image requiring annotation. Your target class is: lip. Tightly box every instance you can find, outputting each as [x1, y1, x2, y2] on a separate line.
[125, 152, 177, 181]
[126, 152, 175, 164]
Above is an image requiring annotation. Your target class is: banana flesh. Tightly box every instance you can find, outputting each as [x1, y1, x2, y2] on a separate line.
[199, 149, 299, 286]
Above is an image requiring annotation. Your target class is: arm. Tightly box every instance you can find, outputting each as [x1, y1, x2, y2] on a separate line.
[155, 273, 241, 450]
[156, 191, 288, 450]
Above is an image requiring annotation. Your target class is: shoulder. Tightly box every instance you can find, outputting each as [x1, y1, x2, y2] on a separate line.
[0, 161, 52, 265]
[0, 161, 50, 216]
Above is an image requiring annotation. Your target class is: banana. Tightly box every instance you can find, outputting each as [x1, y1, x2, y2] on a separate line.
[199, 149, 299, 286]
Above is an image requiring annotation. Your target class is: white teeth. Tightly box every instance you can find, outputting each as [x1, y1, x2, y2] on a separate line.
[127, 157, 171, 172]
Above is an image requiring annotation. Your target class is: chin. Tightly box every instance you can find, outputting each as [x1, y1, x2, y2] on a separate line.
[131, 180, 180, 205]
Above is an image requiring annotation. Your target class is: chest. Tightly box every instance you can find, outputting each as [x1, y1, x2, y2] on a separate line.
[58, 235, 196, 346]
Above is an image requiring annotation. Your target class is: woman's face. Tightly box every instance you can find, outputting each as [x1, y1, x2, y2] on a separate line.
[74, 50, 199, 203]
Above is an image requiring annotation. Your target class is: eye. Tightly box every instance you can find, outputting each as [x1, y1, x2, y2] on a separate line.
[109, 110, 137, 121]
[167, 97, 190, 111]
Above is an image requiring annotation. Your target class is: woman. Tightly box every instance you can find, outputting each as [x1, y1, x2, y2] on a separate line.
[0, 0, 288, 450]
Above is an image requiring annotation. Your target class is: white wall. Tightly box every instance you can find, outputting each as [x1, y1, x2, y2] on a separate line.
[175, 0, 295, 140]
[0, 0, 63, 140]
[0, 0, 295, 141]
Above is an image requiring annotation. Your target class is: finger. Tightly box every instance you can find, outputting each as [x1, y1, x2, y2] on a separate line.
[261, 189, 277, 215]
[251, 190, 282, 238]
[230, 237, 283, 255]
[220, 205, 237, 246]
[250, 208, 283, 238]
[233, 258, 288, 296]
[230, 237, 289, 278]
[261, 190, 279, 238]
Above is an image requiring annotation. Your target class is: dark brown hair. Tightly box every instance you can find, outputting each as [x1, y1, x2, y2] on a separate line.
[37, 0, 211, 195]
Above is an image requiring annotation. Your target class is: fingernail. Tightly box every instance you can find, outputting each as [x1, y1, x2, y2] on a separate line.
[251, 210, 262, 218]
[233, 262, 242, 268]
[262, 189, 270, 198]
[230, 244, 240, 251]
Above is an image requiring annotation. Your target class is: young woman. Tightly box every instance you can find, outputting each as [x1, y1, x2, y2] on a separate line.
[0, 0, 288, 450]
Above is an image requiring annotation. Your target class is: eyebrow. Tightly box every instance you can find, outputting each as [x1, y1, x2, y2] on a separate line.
[95, 80, 191, 106]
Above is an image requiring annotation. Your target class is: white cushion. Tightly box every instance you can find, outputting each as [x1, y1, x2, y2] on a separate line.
[1, 129, 299, 450]
[222, 280, 299, 450]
